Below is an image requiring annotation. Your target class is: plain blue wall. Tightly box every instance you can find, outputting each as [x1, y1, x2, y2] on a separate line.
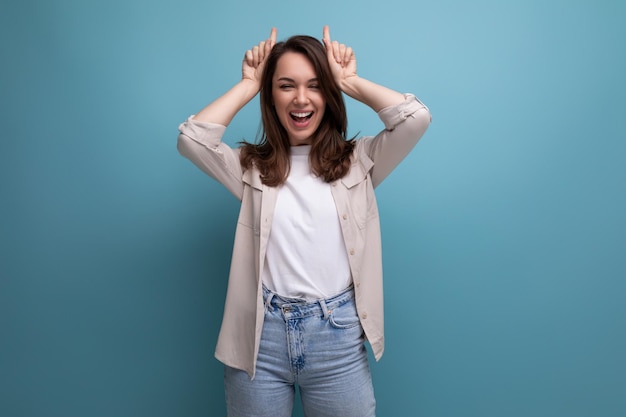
[2, 0, 625, 416]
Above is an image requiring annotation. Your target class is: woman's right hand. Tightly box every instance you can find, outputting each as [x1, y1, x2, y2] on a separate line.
[242, 28, 277, 88]
[190, 28, 278, 125]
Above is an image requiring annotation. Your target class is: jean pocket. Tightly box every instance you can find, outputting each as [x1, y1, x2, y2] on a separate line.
[327, 302, 361, 330]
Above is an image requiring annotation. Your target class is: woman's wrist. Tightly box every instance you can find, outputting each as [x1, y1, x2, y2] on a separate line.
[337, 75, 361, 99]
[238, 78, 261, 101]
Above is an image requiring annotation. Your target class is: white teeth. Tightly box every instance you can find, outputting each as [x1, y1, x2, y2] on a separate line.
[291, 111, 312, 118]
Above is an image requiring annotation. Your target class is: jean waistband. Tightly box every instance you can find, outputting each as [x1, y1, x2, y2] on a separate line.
[263, 285, 355, 320]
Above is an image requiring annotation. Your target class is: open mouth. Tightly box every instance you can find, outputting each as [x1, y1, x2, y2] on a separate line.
[290, 111, 313, 123]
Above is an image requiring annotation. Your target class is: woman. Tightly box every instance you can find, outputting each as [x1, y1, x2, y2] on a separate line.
[178, 26, 431, 417]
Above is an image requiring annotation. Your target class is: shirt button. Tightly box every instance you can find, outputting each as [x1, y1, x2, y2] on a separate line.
[361, 312, 368, 320]
[349, 249, 355, 255]
[355, 281, 361, 288]
[342, 214, 348, 220]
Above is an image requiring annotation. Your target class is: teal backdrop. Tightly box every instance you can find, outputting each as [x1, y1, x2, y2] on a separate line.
[1, 0, 625, 416]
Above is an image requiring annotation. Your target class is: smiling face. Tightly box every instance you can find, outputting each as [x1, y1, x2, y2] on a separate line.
[272, 51, 326, 146]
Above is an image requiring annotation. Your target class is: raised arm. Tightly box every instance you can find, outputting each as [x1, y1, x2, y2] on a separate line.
[193, 28, 277, 125]
[177, 29, 277, 199]
[322, 25, 405, 112]
[321, 26, 431, 186]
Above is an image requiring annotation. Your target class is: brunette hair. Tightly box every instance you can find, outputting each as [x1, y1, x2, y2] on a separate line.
[239, 35, 355, 186]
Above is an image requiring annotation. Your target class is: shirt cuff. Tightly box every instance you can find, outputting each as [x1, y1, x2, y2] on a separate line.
[377, 94, 429, 131]
[178, 116, 227, 147]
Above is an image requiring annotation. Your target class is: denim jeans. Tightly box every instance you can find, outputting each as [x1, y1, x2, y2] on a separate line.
[224, 285, 376, 417]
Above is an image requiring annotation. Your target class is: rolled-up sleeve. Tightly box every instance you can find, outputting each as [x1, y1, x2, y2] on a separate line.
[378, 94, 431, 131]
[361, 94, 431, 188]
[177, 117, 244, 200]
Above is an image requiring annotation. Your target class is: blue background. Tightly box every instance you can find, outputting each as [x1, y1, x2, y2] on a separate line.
[2, 0, 625, 416]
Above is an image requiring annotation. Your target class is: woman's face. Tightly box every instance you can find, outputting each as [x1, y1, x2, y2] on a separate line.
[272, 51, 326, 146]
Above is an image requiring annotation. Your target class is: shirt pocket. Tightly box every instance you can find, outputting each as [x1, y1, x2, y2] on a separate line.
[341, 160, 379, 230]
[238, 169, 264, 235]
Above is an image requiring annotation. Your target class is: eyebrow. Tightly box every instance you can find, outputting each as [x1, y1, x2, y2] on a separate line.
[276, 77, 319, 83]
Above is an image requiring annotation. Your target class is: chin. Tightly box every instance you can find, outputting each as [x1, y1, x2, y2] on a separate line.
[289, 137, 312, 146]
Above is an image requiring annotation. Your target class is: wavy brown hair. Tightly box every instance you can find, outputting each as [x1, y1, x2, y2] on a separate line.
[239, 35, 355, 186]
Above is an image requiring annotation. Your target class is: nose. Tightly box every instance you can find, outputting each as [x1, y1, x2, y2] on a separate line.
[294, 87, 309, 105]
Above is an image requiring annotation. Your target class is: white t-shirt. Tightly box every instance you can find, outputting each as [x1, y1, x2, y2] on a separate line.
[261, 145, 352, 300]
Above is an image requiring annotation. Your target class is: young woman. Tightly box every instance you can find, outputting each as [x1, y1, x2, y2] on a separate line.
[178, 26, 431, 417]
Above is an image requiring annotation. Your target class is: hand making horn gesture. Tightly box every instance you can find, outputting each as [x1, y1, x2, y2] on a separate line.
[242, 27, 277, 88]
[322, 25, 357, 90]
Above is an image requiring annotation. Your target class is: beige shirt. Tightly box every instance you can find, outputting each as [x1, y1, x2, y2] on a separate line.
[177, 94, 431, 378]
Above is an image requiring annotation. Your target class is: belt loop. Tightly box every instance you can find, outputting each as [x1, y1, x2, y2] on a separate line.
[319, 298, 330, 320]
[264, 291, 275, 312]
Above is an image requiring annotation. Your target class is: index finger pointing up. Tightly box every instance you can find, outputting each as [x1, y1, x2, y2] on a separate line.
[322, 25, 331, 44]
[269, 27, 277, 46]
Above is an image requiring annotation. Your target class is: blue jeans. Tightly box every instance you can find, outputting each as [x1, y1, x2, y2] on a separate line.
[224, 285, 376, 417]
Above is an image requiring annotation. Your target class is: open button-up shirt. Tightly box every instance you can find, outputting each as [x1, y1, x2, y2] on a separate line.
[178, 94, 431, 378]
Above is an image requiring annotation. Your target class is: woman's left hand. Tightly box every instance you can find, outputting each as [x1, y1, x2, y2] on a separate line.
[322, 25, 357, 89]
